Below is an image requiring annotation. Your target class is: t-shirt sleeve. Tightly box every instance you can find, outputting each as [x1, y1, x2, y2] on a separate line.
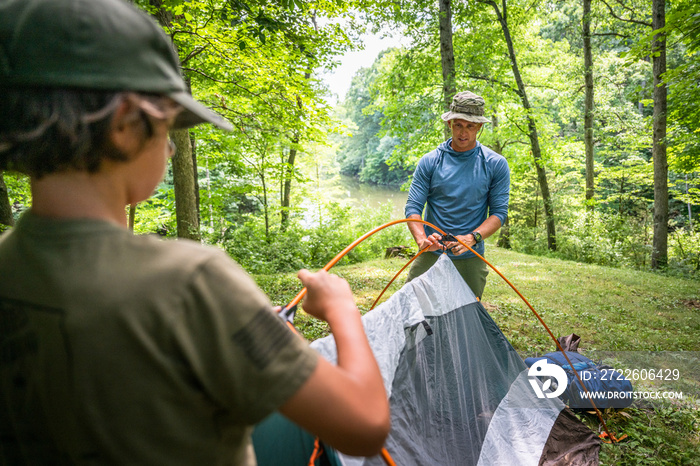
[171, 252, 318, 424]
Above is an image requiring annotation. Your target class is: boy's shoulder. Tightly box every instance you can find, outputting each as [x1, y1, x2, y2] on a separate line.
[1, 213, 247, 291]
[125, 232, 245, 282]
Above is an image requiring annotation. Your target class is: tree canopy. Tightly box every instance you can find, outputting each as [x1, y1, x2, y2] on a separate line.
[2, 0, 698, 276]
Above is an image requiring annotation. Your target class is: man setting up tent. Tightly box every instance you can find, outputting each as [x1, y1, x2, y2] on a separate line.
[404, 90, 510, 299]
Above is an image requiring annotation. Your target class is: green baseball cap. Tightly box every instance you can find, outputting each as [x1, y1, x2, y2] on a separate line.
[0, 0, 232, 131]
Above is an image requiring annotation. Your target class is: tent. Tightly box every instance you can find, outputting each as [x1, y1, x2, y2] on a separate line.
[253, 412, 342, 466]
[309, 254, 600, 465]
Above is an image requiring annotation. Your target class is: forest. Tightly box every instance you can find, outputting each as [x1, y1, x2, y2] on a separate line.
[1, 0, 698, 279]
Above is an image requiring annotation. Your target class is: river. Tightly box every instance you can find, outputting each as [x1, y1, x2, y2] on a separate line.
[303, 174, 408, 224]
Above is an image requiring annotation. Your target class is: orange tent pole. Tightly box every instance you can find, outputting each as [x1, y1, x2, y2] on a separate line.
[282, 218, 620, 447]
[370, 246, 430, 311]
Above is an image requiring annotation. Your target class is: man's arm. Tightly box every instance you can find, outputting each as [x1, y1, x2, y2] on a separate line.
[405, 154, 444, 252]
[279, 270, 390, 457]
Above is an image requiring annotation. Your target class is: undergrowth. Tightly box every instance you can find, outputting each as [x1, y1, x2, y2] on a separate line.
[579, 401, 700, 465]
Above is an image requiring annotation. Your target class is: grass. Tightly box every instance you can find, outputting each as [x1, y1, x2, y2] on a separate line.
[482, 248, 700, 354]
[252, 245, 700, 465]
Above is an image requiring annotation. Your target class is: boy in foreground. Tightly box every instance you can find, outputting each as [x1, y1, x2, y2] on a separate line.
[0, 0, 389, 464]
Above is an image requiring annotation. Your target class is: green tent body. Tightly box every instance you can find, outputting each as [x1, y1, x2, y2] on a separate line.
[253, 413, 341, 466]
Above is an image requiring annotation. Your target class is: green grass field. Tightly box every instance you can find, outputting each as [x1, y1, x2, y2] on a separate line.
[253, 246, 700, 465]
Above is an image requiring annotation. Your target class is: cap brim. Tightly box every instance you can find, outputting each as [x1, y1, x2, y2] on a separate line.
[441, 111, 490, 124]
[169, 91, 234, 131]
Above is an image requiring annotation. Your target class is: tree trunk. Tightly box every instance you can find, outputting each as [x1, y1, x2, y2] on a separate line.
[619, 177, 625, 216]
[583, 0, 595, 211]
[190, 131, 200, 226]
[533, 184, 539, 242]
[128, 204, 136, 231]
[686, 175, 693, 230]
[281, 141, 298, 228]
[439, 0, 456, 141]
[281, 91, 307, 229]
[281, 16, 318, 229]
[0, 172, 14, 227]
[491, 115, 511, 248]
[485, 0, 556, 251]
[150, 0, 200, 241]
[490, 114, 504, 154]
[651, 0, 667, 269]
[497, 215, 512, 249]
[171, 129, 201, 241]
[261, 169, 269, 242]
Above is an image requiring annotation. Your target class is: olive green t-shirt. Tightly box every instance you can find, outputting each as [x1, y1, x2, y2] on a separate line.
[0, 211, 318, 465]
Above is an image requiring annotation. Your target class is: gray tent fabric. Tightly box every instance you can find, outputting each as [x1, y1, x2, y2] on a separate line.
[311, 255, 599, 466]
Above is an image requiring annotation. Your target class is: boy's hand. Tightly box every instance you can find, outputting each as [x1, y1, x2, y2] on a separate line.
[297, 269, 357, 323]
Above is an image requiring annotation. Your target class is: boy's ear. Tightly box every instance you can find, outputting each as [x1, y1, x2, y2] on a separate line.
[109, 100, 144, 158]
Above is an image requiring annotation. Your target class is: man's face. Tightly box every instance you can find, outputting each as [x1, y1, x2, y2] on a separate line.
[448, 119, 483, 152]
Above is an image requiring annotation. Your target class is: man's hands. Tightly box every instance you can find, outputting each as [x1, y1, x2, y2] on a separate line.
[407, 214, 502, 257]
[407, 214, 475, 255]
[417, 232, 443, 252]
[442, 234, 477, 256]
[418, 232, 477, 256]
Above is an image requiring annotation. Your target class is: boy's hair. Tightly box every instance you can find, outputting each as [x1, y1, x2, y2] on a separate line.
[0, 87, 130, 178]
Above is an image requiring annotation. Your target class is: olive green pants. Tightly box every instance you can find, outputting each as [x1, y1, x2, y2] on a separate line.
[406, 253, 489, 299]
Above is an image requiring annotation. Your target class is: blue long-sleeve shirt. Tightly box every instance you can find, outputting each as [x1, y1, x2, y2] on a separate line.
[404, 140, 510, 259]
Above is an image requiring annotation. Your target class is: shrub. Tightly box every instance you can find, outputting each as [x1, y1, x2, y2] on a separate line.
[220, 201, 412, 274]
[668, 228, 700, 277]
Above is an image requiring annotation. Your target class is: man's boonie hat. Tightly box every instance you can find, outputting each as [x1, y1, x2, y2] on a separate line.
[0, 0, 232, 131]
[441, 91, 490, 124]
